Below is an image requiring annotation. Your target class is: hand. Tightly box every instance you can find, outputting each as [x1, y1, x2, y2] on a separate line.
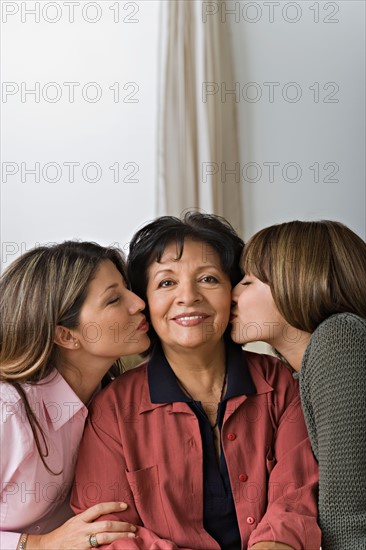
[25, 502, 137, 549]
[249, 543, 295, 550]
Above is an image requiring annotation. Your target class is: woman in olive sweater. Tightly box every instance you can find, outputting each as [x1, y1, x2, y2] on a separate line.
[231, 220, 366, 550]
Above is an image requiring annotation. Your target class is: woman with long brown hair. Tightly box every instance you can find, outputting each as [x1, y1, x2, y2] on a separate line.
[0, 241, 150, 549]
[231, 220, 366, 549]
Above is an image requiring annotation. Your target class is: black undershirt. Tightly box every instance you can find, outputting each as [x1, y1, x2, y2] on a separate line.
[148, 339, 256, 549]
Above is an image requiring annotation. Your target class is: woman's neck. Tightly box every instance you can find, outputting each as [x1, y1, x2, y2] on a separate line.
[275, 330, 311, 372]
[55, 352, 114, 404]
[162, 340, 227, 396]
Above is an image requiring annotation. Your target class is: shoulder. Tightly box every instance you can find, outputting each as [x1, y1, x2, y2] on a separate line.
[304, 313, 366, 365]
[301, 313, 366, 395]
[300, 315, 366, 458]
[245, 350, 300, 408]
[312, 312, 366, 340]
[0, 382, 32, 458]
[89, 364, 148, 414]
[0, 382, 22, 406]
[245, 350, 297, 389]
[243, 351, 304, 435]
[107, 363, 148, 394]
[0, 370, 64, 403]
[0, 382, 24, 425]
[0, 376, 55, 421]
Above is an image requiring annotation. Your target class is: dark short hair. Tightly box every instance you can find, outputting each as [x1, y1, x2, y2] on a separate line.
[128, 212, 244, 345]
[128, 212, 244, 305]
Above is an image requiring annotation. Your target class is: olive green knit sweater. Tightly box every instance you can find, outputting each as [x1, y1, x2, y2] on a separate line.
[299, 313, 366, 549]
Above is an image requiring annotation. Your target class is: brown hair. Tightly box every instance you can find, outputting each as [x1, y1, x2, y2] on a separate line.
[0, 241, 127, 473]
[242, 220, 366, 333]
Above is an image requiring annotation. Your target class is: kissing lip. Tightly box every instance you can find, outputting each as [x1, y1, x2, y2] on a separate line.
[137, 317, 149, 331]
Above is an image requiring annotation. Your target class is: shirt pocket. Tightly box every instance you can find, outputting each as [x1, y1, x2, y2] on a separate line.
[125, 464, 172, 539]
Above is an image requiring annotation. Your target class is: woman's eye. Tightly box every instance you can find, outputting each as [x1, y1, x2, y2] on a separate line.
[200, 275, 218, 284]
[107, 297, 120, 305]
[158, 280, 175, 288]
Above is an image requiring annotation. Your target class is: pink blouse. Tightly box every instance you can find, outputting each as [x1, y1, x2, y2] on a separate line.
[0, 370, 88, 549]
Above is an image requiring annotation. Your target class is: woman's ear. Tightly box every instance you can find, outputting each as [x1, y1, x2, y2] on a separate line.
[54, 325, 79, 349]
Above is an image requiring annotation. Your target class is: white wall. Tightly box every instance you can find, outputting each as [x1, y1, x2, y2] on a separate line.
[1, 0, 160, 269]
[229, 0, 365, 240]
[1, 1, 365, 271]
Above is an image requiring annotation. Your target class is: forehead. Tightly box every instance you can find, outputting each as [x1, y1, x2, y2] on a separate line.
[87, 260, 124, 291]
[149, 239, 223, 270]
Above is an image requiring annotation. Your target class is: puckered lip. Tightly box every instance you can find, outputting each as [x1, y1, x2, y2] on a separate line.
[229, 312, 238, 322]
[171, 311, 210, 321]
[136, 316, 149, 330]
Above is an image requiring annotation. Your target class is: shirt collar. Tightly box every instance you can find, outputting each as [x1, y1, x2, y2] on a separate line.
[38, 370, 87, 430]
[148, 339, 256, 404]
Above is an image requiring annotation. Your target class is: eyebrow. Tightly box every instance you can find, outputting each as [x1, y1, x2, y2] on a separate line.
[100, 283, 119, 297]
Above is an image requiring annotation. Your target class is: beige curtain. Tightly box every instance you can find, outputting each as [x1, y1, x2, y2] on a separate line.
[157, 0, 242, 232]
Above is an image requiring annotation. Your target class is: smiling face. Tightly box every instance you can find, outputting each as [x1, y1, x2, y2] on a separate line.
[73, 260, 150, 360]
[146, 239, 232, 354]
[231, 273, 289, 347]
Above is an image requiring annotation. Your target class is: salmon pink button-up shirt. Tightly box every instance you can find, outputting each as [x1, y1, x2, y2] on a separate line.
[71, 345, 321, 550]
[0, 371, 88, 549]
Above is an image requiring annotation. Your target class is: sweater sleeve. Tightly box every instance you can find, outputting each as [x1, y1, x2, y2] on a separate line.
[300, 314, 366, 550]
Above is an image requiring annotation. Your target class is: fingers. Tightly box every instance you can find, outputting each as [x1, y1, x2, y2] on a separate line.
[94, 521, 137, 534]
[80, 502, 128, 523]
[91, 531, 136, 546]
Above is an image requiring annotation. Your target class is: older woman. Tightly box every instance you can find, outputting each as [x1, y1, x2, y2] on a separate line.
[230, 220, 366, 550]
[71, 213, 321, 550]
[0, 241, 149, 549]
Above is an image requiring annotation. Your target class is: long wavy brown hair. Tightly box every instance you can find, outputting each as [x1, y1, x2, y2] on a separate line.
[0, 241, 127, 473]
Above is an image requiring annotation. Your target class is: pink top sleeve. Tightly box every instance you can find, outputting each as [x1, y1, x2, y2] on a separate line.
[0, 372, 87, 549]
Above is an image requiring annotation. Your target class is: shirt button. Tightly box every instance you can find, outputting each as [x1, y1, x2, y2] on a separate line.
[227, 433, 236, 441]
[246, 516, 255, 525]
[239, 473, 248, 482]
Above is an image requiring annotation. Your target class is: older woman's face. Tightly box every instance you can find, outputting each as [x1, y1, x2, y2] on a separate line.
[146, 239, 232, 352]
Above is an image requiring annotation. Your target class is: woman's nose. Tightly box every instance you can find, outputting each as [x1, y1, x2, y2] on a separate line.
[128, 291, 146, 313]
[231, 283, 240, 302]
[176, 280, 201, 305]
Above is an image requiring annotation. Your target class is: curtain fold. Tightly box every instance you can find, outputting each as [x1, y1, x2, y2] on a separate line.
[157, 0, 242, 232]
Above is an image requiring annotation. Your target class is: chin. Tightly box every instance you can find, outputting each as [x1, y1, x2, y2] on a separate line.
[178, 340, 207, 349]
[172, 337, 218, 350]
[136, 336, 152, 354]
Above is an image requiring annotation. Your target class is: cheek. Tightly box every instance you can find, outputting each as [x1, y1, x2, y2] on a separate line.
[104, 307, 129, 332]
[146, 298, 162, 322]
[222, 295, 232, 316]
[237, 292, 261, 325]
[146, 307, 167, 336]
[237, 292, 249, 315]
